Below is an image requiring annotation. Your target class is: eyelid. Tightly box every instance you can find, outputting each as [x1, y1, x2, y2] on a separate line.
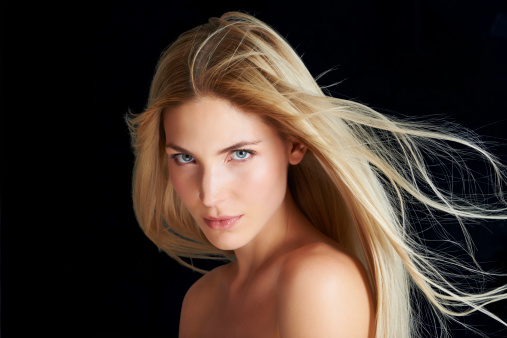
[170, 153, 195, 165]
[168, 149, 257, 165]
[230, 149, 256, 161]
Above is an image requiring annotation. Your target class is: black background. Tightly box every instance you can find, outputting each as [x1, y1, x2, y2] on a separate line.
[1, 0, 507, 337]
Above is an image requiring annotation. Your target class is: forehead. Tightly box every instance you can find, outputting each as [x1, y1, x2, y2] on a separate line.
[162, 97, 274, 143]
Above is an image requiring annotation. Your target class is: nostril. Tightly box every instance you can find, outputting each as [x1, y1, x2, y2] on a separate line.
[200, 190, 219, 207]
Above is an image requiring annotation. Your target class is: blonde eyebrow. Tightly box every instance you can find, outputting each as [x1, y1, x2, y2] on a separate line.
[216, 141, 262, 155]
[165, 140, 262, 156]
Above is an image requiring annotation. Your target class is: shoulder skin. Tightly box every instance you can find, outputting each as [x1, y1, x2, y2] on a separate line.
[277, 243, 375, 338]
[179, 264, 225, 337]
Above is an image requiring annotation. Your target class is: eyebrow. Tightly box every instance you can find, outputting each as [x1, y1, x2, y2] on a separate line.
[165, 140, 262, 156]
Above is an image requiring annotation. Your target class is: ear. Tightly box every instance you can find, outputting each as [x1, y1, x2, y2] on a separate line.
[287, 141, 307, 165]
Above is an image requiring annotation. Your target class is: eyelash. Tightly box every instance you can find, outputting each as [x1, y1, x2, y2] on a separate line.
[170, 149, 256, 166]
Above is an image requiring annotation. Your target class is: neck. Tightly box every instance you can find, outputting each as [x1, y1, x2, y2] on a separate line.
[231, 191, 312, 281]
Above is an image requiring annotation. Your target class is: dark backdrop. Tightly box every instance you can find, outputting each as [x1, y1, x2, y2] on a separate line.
[1, 1, 507, 337]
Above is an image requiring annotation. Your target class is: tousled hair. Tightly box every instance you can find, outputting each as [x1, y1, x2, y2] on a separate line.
[127, 12, 507, 337]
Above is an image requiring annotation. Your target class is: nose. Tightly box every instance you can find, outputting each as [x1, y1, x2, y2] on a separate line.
[199, 166, 225, 207]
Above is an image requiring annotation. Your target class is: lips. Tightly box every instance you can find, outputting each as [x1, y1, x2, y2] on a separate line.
[203, 215, 242, 230]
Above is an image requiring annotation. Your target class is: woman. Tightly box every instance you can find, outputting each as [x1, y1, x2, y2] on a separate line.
[127, 12, 507, 337]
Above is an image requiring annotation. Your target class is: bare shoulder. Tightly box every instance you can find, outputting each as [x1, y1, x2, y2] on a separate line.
[277, 243, 374, 337]
[179, 264, 229, 336]
[280, 242, 370, 286]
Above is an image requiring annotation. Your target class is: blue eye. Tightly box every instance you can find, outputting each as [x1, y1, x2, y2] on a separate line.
[231, 150, 252, 160]
[173, 153, 194, 164]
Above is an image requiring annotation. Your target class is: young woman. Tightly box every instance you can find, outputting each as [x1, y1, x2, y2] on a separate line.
[127, 11, 507, 337]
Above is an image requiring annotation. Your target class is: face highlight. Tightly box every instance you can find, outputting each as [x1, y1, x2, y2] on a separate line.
[162, 97, 305, 251]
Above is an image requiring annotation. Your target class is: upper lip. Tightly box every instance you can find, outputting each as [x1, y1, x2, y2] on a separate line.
[203, 215, 240, 221]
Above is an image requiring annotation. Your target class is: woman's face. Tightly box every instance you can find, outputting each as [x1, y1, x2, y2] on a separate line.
[163, 96, 304, 251]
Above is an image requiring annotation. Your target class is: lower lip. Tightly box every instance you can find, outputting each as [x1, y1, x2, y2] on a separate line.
[203, 216, 242, 230]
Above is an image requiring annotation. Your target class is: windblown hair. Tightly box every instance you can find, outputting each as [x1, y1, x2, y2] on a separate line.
[127, 12, 507, 337]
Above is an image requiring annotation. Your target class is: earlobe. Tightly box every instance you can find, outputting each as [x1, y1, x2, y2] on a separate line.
[288, 142, 307, 165]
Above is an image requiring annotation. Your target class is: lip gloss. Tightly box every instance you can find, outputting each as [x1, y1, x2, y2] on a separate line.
[203, 215, 242, 230]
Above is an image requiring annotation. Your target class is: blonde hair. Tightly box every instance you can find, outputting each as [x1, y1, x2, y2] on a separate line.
[127, 12, 507, 337]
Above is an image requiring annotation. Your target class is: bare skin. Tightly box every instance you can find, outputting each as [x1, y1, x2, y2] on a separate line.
[179, 194, 374, 337]
[164, 97, 374, 337]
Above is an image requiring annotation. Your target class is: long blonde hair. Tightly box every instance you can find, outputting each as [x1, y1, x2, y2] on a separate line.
[127, 11, 507, 337]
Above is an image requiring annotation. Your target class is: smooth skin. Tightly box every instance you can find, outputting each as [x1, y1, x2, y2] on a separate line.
[163, 97, 374, 337]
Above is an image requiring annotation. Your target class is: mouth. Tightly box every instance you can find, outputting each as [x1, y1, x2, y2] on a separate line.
[203, 215, 242, 230]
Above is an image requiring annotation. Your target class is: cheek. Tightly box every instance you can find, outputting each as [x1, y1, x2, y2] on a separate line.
[168, 166, 196, 205]
[239, 155, 288, 205]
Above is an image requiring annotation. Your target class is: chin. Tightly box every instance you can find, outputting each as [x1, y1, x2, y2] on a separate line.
[205, 232, 251, 251]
